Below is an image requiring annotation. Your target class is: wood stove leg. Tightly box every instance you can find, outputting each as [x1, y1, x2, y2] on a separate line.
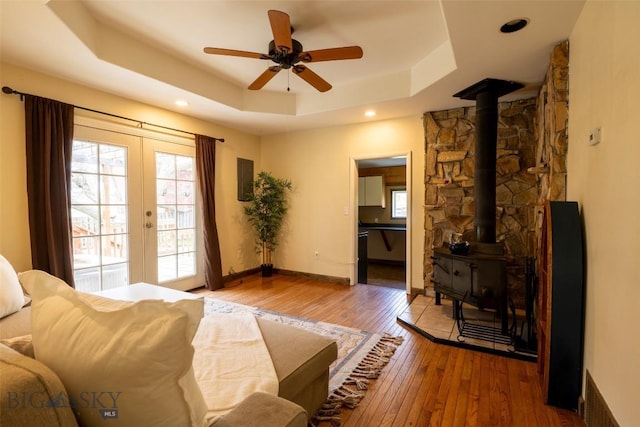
[435, 291, 441, 305]
[453, 299, 460, 320]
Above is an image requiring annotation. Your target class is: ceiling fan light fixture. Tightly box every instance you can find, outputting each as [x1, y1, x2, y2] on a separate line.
[203, 9, 363, 93]
[500, 18, 529, 33]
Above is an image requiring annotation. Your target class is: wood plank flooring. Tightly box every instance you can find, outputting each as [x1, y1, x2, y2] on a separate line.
[193, 274, 584, 427]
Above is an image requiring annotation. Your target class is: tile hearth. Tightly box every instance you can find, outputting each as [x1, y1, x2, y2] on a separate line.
[397, 294, 536, 361]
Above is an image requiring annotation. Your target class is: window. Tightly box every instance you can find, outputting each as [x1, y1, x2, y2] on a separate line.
[391, 189, 407, 219]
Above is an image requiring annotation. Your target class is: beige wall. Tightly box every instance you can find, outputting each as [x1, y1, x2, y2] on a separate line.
[261, 117, 425, 290]
[568, 2, 640, 425]
[0, 62, 261, 278]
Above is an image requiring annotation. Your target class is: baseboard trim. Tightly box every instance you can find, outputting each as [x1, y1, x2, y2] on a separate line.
[222, 267, 351, 286]
[222, 267, 261, 284]
[276, 269, 350, 285]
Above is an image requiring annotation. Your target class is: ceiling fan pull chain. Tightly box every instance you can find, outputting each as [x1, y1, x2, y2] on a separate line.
[287, 70, 291, 92]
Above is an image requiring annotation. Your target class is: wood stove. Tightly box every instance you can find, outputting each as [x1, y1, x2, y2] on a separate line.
[431, 78, 524, 334]
[431, 246, 508, 332]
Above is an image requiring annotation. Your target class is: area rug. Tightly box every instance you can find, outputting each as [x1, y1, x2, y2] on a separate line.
[204, 298, 403, 425]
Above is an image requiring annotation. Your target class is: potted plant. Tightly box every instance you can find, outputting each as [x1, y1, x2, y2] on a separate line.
[243, 171, 292, 277]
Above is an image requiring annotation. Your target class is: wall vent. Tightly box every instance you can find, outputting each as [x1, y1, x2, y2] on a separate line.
[584, 370, 619, 427]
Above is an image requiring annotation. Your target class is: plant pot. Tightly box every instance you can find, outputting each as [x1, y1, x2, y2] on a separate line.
[261, 264, 273, 277]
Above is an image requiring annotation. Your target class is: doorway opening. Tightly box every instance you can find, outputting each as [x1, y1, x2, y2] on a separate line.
[354, 155, 410, 292]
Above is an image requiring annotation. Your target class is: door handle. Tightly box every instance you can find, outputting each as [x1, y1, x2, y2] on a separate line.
[145, 210, 153, 228]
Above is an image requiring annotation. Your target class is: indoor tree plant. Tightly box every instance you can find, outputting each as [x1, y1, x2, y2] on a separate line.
[243, 171, 292, 277]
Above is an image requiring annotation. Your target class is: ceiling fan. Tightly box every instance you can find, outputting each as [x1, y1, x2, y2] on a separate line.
[203, 10, 363, 92]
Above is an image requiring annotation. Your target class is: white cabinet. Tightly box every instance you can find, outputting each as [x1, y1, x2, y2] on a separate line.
[358, 176, 385, 207]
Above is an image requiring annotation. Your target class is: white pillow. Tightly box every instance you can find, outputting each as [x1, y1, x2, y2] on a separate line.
[0, 255, 27, 318]
[26, 271, 207, 427]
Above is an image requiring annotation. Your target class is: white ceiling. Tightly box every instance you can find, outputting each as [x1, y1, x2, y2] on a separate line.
[0, 1, 585, 136]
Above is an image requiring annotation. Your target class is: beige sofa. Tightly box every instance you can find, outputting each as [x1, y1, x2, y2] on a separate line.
[0, 269, 337, 427]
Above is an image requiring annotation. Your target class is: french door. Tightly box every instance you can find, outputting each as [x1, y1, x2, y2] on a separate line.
[70, 123, 203, 292]
[142, 138, 204, 291]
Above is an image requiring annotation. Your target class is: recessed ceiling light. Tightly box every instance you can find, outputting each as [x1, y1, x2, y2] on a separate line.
[365, 110, 376, 117]
[175, 100, 189, 107]
[500, 18, 529, 33]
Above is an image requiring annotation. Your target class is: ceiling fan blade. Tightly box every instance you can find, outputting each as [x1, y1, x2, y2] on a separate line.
[299, 46, 364, 63]
[292, 65, 332, 92]
[268, 10, 293, 53]
[204, 47, 270, 60]
[248, 66, 282, 90]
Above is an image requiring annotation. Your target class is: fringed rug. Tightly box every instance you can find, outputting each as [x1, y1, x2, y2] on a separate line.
[204, 298, 403, 426]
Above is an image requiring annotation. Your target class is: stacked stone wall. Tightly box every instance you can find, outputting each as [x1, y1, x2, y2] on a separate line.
[533, 41, 570, 256]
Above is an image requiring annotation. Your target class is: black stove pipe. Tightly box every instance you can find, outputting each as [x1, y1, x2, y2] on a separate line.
[454, 79, 524, 244]
[474, 89, 499, 243]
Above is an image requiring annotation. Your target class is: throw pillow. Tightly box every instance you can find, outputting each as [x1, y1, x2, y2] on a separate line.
[0, 255, 27, 318]
[27, 272, 208, 427]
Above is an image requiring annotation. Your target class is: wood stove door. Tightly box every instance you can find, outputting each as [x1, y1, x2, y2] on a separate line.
[451, 259, 473, 300]
[432, 254, 452, 297]
[474, 259, 507, 311]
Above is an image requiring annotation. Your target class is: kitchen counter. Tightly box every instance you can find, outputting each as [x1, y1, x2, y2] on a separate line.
[359, 223, 406, 251]
[359, 223, 406, 231]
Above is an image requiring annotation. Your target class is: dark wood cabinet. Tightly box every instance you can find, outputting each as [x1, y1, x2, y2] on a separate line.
[357, 231, 368, 284]
[537, 201, 585, 411]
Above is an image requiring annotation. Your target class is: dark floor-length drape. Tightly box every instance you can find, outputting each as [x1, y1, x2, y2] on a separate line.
[195, 135, 224, 290]
[24, 95, 75, 287]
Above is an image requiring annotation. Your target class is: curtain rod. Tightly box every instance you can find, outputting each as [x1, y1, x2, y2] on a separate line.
[2, 86, 225, 143]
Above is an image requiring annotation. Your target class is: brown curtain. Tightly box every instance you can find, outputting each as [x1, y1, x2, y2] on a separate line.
[195, 134, 223, 290]
[24, 95, 75, 287]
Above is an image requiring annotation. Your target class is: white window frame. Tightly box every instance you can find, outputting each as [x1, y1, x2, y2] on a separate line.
[390, 188, 407, 219]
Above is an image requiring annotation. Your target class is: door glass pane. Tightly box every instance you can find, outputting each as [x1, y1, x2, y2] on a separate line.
[157, 179, 176, 204]
[156, 152, 175, 179]
[71, 140, 130, 292]
[178, 252, 195, 276]
[155, 152, 197, 283]
[157, 230, 176, 256]
[158, 255, 177, 282]
[177, 181, 194, 205]
[100, 176, 126, 204]
[177, 229, 195, 253]
[101, 235, 128, 265]
[71, 173, 99, 204]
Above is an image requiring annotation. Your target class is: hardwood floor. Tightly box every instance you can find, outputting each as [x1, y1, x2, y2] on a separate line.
[194, 273, 584, 427]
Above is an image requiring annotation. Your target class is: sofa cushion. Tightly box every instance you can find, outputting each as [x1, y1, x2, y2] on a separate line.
[212, 392, 306, 427]
[0, 255, 28, 319]
[26, 270, 208, 427]
[256, 317, 337, 413]
[0, 306, 32, 340]
[0, 343, 78, 427]
[0, 334, 34, 358]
